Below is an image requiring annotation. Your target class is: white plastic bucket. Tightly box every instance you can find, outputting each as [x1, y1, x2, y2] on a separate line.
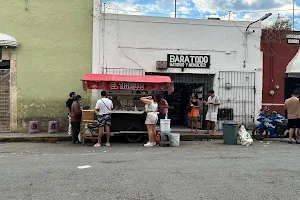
[170, 133, 180, 147]
[160, 119, 171, 132]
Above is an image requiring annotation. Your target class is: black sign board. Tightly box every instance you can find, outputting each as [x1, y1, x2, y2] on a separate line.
[167, 54, 210, 68]
[286, 31, 300, 46]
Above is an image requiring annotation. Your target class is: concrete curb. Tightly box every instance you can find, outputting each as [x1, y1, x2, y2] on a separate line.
[0, 136, 71, 143]
[0, 134, 223, 143]
[181, 134, 223, 141]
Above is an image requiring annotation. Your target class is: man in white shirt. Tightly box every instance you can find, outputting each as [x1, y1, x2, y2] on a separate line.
[94, 90, 113, 147]
[204, 89, 220, 135]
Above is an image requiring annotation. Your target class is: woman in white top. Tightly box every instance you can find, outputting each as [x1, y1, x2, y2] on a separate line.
[140, 95, 158, 147]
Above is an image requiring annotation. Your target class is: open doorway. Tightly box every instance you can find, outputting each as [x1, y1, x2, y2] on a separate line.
[167, 83, 204, 126]
[0, 60, 10, 132]
[146, 72, 214, 129]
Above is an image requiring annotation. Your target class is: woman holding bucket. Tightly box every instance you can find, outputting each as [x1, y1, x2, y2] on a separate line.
[140, 95, 158, 147]
[188, 92, 201, 133]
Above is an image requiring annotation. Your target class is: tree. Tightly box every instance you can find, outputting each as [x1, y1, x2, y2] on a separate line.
[262, 15, 293, 58]
[264, 15, 292, 30]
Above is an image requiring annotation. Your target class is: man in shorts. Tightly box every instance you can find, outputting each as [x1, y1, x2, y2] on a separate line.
[204, 89, 220, 135]
[284, 90, 300, 144]
[94, 91, 113, 147]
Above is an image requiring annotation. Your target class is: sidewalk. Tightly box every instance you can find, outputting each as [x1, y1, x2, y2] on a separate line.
[0, 130, 223, 143]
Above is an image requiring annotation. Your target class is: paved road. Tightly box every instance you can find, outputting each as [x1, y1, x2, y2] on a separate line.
[0, 140, 300, 200]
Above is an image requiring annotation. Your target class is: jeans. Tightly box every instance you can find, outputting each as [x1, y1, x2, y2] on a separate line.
[71, 121, 81, 143]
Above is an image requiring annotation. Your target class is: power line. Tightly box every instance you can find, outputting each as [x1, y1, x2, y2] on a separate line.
[103, 8, 300, 18]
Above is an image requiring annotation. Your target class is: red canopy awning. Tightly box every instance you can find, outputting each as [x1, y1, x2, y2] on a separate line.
[82, 74, 174, 93]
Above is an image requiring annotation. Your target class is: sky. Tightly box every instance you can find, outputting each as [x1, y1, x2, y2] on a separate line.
[102, 0, 300, 29]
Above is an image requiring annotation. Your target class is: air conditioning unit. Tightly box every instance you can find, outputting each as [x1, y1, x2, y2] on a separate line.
[156, 61, 167, 70]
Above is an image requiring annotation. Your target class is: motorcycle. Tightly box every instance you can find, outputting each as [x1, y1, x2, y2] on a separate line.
[252, 109, 296, 140]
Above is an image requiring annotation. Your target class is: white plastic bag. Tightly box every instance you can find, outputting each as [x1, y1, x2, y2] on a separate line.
[239, 125, 253, 146]
[78, 133, 82, 142]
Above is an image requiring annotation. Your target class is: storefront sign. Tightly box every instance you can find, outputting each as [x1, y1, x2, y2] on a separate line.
[286, 31, 300, 46]
[84, 81, 169, 91]
[167, 54, 210, 68]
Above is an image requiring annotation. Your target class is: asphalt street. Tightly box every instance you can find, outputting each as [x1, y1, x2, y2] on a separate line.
[0, 140, 300, 200]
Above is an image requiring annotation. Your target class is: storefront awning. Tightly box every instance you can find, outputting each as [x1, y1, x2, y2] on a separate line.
[0, 33, 18, 47]
[82, 74, 174, 93]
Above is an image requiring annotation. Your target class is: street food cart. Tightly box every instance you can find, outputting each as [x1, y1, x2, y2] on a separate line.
[81, 73, 173, 143]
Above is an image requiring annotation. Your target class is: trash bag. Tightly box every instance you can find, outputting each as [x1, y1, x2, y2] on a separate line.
[239, 125, 253, 146]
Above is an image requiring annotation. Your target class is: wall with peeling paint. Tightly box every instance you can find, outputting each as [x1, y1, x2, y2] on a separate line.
[0, 0, 93, 132]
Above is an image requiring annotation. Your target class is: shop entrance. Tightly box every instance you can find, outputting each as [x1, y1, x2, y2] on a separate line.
[285, 77, 300, 100]
[146, 72, 214, 128]
[0, 60, 10, 132]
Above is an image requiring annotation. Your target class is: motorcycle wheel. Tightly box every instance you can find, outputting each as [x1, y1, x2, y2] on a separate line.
[252, 127, 268, 140]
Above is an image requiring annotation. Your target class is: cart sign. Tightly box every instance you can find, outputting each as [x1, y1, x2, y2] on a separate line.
[84, 81, 169, 91]
[286, 31, 300, 46]
[167, 54, 210, 68]
[111, 82, 144, 90]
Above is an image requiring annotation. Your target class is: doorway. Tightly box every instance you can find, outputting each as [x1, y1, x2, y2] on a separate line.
[285, 77, 300, 100]
[146, 72, 214, 129]
[0, 60, 10, 132]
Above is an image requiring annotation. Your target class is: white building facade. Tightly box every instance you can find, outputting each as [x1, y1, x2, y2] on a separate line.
[92, 1, 263, 129]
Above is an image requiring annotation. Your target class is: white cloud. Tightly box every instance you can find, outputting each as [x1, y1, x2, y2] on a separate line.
[102, 0, 300, 28]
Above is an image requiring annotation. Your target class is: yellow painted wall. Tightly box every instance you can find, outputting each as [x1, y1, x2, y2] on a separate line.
[0, 0, 93, 131]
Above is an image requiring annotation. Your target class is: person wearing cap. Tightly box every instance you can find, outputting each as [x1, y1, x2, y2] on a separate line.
[70, 95, 82, 144]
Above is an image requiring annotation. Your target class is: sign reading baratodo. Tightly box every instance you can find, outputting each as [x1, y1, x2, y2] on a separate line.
[167, 54, 210, 68]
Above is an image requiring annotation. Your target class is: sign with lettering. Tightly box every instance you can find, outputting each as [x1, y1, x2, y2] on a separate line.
[83, 81, 170, 92]
[110, 82, 145, 90]
[286, 31, 300, 46]
[167, 54, 210, 68]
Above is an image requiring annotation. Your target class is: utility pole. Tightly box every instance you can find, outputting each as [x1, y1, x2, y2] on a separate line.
[175, 0, 177, 18]
[293, 0, 295, 30]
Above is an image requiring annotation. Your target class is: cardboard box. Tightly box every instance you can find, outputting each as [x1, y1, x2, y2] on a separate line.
[82, 110, 95, 121]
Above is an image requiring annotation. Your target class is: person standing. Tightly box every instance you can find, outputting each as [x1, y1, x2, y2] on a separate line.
[112, 96, 122, 110]
[140, 95, 158, 147]
[188, 92, 201, 134]
[70, 95, 82, 144]
[284, 90, 300, 144]
[204, 89, 220, 136]
[156, 95, 169, 124]
[66, 92, 76, 136]
[94, 91, 113, 147]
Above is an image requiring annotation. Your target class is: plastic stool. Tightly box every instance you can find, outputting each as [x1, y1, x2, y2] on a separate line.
[29, 121, 40, 133]
[48, 121, 59, 134]
[160, 132, 171, 147]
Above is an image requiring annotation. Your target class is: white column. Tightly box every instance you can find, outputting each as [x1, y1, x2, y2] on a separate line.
[91, 0, 102, 107]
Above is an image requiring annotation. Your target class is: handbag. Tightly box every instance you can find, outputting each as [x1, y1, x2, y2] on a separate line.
[141, 105, 148, 122]
[188, 100, 192, 112]
[141, 111, 147, 122]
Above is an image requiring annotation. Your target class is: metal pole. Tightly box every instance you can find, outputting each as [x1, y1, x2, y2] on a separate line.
[293, 0, 295, 30]
[175, 0, 177, 18]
